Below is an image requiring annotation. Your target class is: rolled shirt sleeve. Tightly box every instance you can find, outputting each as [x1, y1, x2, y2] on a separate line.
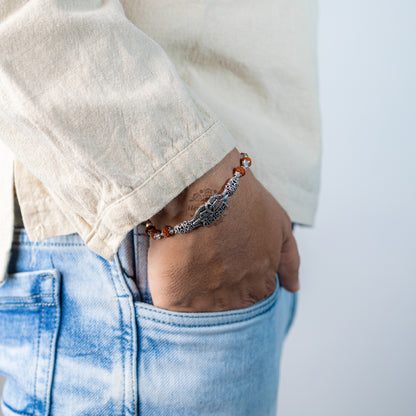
[0, 0, 236, 259]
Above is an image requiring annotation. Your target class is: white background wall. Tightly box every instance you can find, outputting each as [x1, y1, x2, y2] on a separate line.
[278, 1, 416, 415]
[1, 1, 415, 415]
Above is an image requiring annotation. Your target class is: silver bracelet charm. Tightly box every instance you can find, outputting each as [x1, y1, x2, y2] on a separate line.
[146, 153, 252, 240]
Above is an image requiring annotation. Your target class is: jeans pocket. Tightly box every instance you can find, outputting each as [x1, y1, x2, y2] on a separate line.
[0, 268, 61, 416]
[134, 273, 294, 416]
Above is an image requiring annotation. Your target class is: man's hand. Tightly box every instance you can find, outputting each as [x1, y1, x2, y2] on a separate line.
[147, 148, 300, 312]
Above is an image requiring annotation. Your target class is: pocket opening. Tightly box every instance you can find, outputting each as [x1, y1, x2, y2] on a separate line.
[134, 273, 281, 328]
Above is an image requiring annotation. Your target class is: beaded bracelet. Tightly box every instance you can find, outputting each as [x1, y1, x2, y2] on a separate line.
[145, 152, 252, 240]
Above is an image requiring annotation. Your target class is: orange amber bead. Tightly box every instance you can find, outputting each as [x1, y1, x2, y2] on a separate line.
[145, 220, 155, 233]
[163, 226, 172, 238]
[234, 166, 246, 176]
[150, 229, 158, 240]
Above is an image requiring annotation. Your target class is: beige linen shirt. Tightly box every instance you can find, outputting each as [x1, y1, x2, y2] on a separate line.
[0, 0, 321, 283]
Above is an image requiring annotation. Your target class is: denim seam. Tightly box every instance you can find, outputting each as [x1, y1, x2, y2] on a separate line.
[33, 303, 44, 415]
[112, 257, 139, 416]
[136, 297, 278, 328]
[136, 288, 279, 321]
[33, 274, 48, 415]
[108, 265, 126, 416]
[128, 298, 137, 415]
[137, 298, 275, 321]
[0, 294, 56, 301]
[128, 303, 136, 416]
[12, 243, 85, 247]
[5, 273, 57, 281]
[45, 306, 59, 415]
[43, 274, 58, 416]
[127, 294, 137, 415]
[0, 303, 57, 308]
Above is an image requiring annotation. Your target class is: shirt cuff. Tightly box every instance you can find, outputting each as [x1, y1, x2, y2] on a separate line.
[58, 120, 236, 261]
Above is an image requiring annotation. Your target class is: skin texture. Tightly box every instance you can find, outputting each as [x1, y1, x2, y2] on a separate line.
[147, 148, 300, 312]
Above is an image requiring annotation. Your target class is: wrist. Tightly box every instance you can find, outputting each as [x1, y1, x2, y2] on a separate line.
[149, 147, 244, 229]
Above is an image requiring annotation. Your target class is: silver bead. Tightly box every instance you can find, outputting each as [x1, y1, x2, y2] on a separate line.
[225, 176, 239, 195]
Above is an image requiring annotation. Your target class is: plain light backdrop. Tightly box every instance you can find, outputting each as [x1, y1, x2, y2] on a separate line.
[1, 1, 415, 415]
[278, 1, 416, 415]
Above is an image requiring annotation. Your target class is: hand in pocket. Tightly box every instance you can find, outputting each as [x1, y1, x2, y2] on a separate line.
[147, 148, 300, 313]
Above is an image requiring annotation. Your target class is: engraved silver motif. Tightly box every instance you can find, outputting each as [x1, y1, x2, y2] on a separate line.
[173, 174, 241, 233]
[150, 153, 251, 238]
[173, 221, 193, 234]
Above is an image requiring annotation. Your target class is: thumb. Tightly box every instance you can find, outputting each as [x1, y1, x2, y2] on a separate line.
[277, 231, 300, 293]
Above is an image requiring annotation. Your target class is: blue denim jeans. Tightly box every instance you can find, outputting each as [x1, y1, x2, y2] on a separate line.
[0, 222, 297, 416]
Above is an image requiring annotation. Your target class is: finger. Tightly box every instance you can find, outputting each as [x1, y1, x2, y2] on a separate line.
[277, 231, 300, 292]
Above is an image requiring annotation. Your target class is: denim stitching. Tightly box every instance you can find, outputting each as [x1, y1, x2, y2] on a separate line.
[44, 275, 59, 416]
[137, 299, 275, 320]
[131, 231, 141, 415]
[34, 273, 55, 415]
[136, 296, 278, 328]
[136, 302, 276, 328]
[0, 303, 57, 308]
[112, 252, 140, 416]
[127, 298, 136, 416]
[0, 294, 55, 301]
[5, 273, 56, 280]
[136, 288, 279, 320]
[33, 302, 44, 414]
[12, 243, 85, 247]
[108, 264, 126, 416]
